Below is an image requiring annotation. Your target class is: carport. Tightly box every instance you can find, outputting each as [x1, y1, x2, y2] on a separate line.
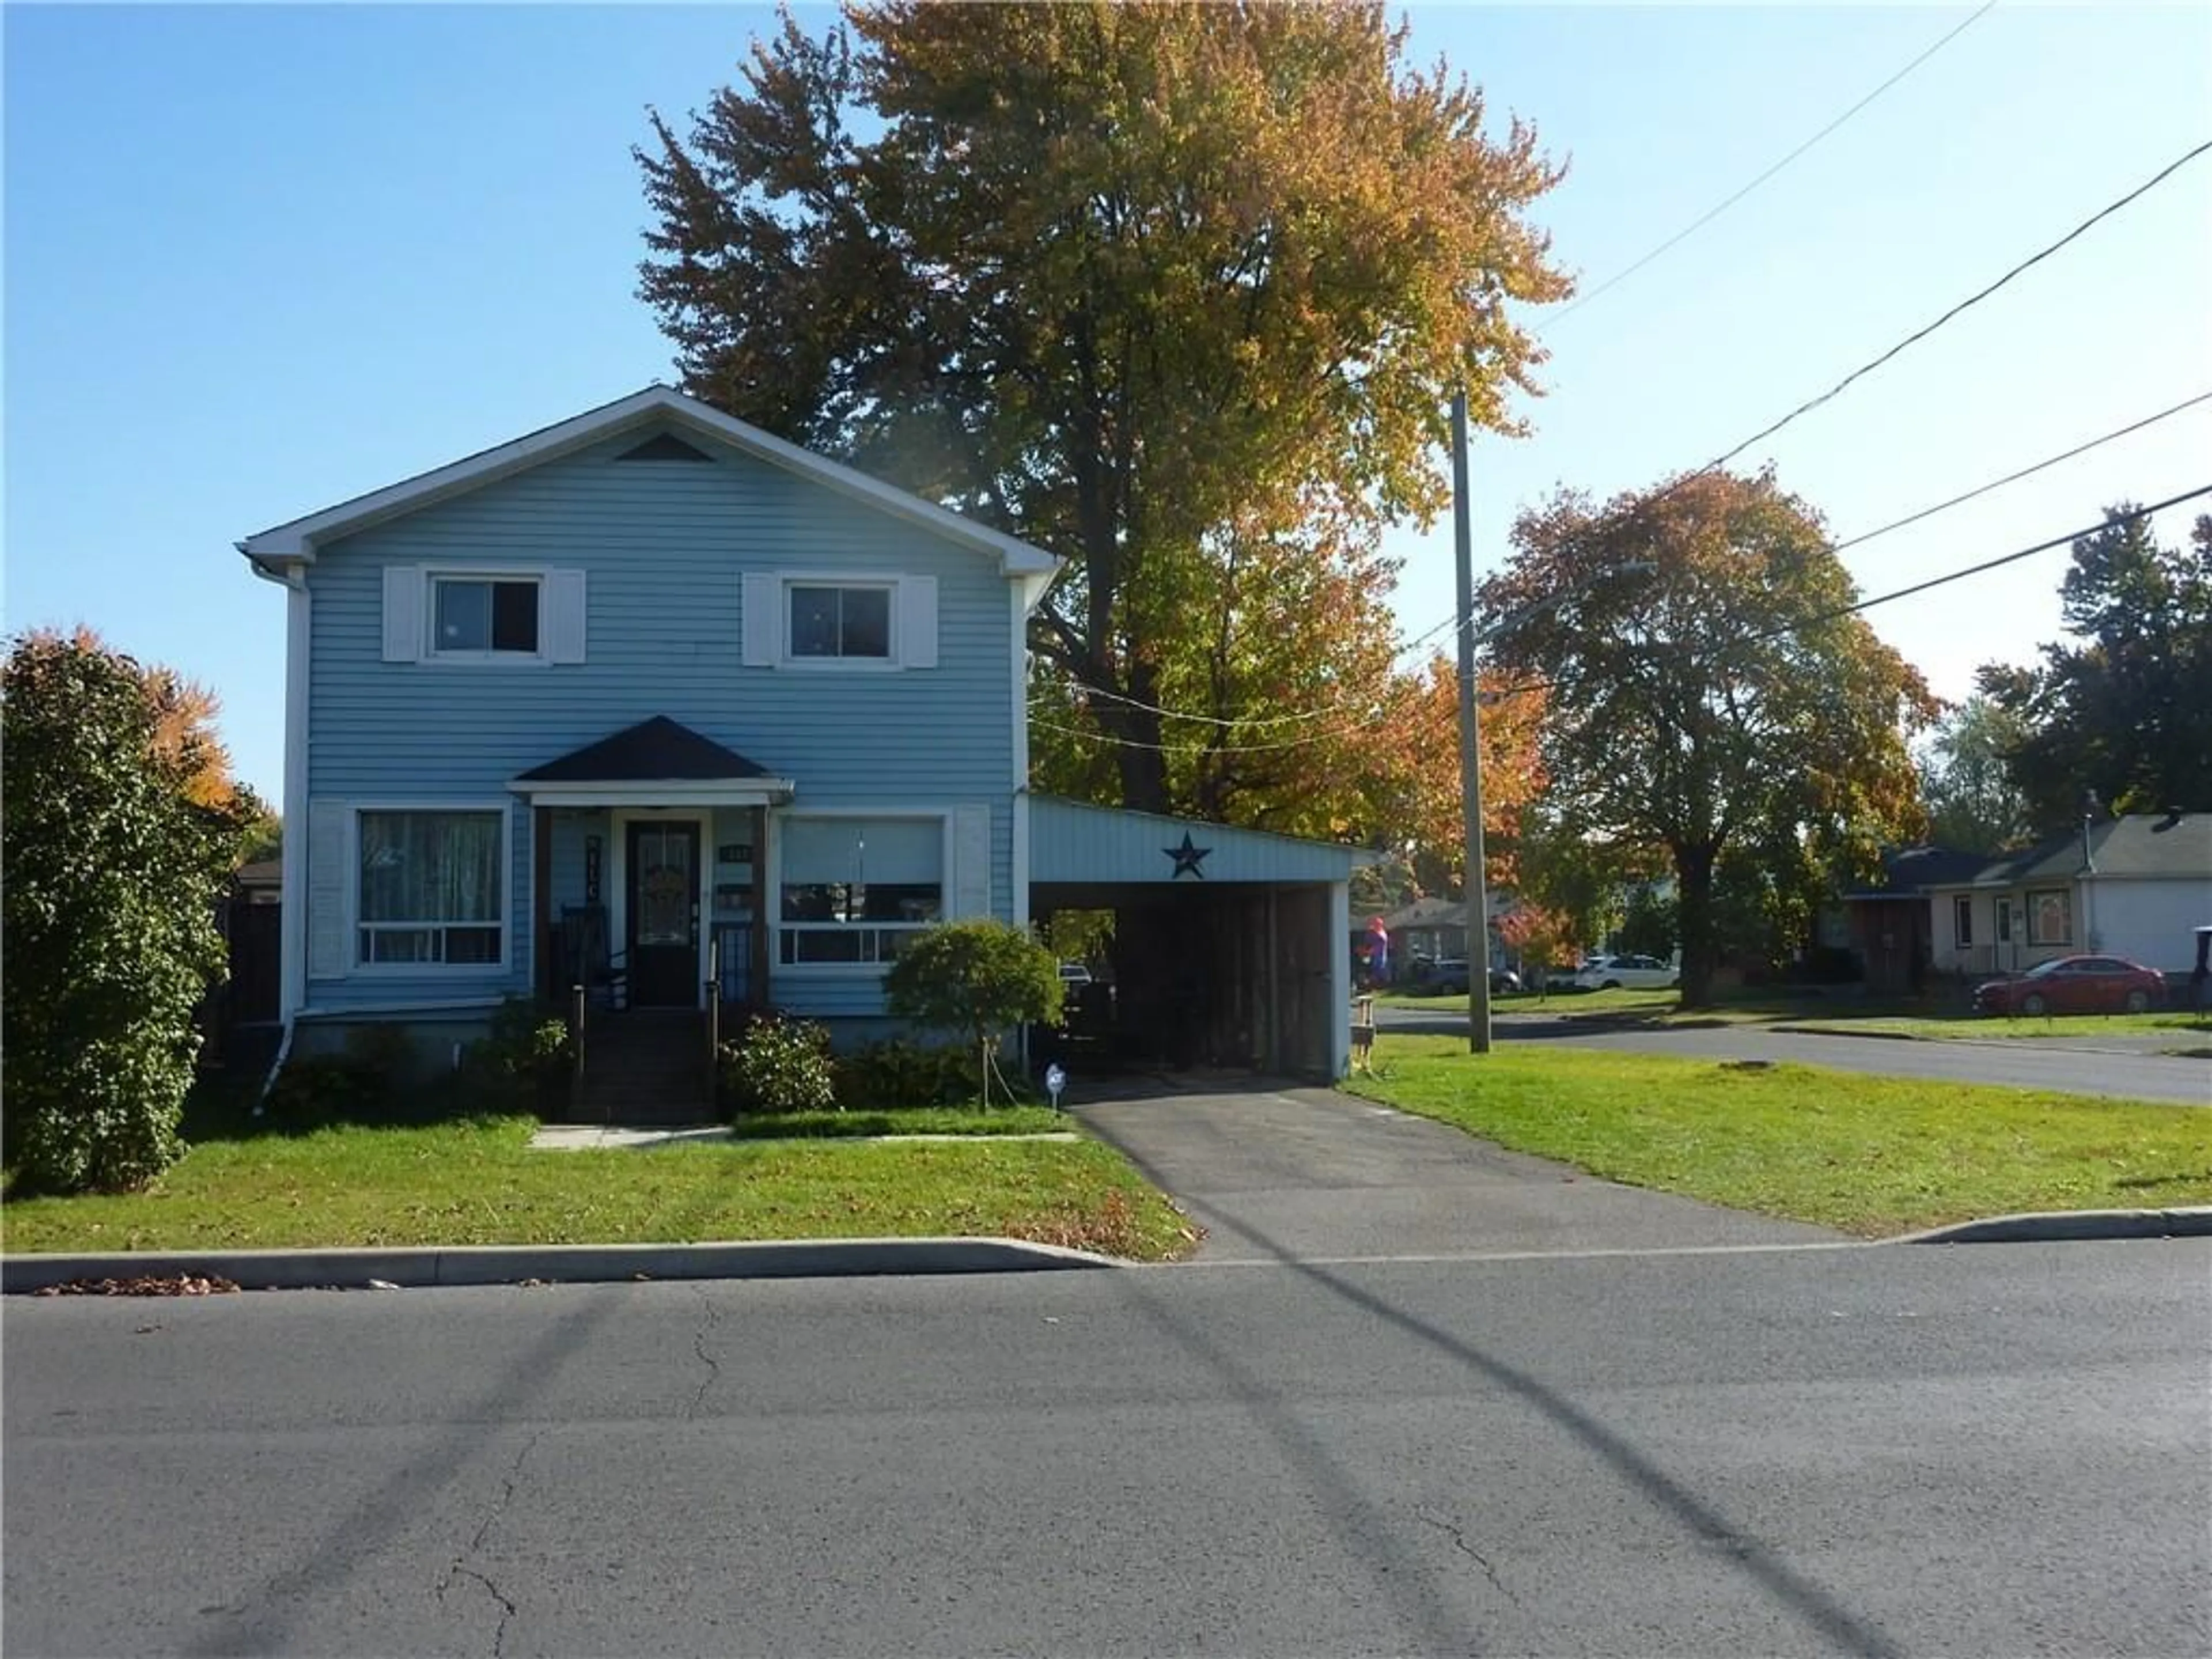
[1027, 796, 1363, 1080]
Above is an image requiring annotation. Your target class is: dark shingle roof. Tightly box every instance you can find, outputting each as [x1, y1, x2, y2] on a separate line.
[1841, 845, 1991, 900]
[516, 716, 772, 783]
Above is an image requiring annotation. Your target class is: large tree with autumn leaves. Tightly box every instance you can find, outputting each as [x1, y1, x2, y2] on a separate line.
[638, 0, 1567, 830]
[1479, 470, 1936, 1007]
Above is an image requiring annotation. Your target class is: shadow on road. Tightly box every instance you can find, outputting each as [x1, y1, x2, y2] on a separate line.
[1112, 1132, 1904, 1658]
[184, 1291, 629, 1658]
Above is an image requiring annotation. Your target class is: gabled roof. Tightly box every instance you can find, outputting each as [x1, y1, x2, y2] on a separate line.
[516, 716, 772, 783]
[238, 385, 1060, 592]
[1379, 896, 1467, 931]
[1923, 813, 2212, 890]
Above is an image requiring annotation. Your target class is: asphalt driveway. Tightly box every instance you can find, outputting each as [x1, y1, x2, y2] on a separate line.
[1071, 1078, 1843, 1264]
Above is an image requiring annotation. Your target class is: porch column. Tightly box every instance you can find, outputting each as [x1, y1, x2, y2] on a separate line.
[533, 805, 554, 1002]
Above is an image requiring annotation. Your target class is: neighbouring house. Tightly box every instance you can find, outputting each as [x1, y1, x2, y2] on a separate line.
[1377, 896, 1468, 965]
[241, 385, 1361, 1114]
[1837, 845, 1990, 996]
[1924, 812, 2212, 978]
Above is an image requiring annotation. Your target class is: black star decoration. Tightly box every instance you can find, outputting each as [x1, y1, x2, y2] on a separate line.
[1164, 831, 1212, 880]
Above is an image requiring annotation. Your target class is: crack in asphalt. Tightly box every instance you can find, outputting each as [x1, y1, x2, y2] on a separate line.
[1415, 1506, 1521, 1608]
[435, 1430, 544, 1657]
[687, 1283, 724, 1419]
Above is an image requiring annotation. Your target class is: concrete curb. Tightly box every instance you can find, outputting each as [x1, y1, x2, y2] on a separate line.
[1772, 1022, 2201, 1058]
[1895, 1206, 2212, 1244]
[2, 1237, 1122, 1295]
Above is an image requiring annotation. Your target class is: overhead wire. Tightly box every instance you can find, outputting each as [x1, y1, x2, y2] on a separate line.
[1039, 393, 2212, 731]
[1539, 1, 1999, 333]
[1032, 488, 2212, 756]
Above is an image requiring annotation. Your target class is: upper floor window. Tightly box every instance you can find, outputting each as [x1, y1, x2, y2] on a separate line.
[381, 565, 586, 665]
[434, 577, 540, 657]
[741, 572, 937, 671]
[790, 584, 891, 661]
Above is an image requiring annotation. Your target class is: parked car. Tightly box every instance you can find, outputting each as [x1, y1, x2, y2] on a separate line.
[1058, 962, 1093, 990]
[1415, 959, 1520, 995]
[1565, 953, 1680, 991]
[1971, 955, 2166, 1017]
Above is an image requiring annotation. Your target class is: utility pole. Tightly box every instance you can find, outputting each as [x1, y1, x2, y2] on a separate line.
[1451, 389, 1494, 1055]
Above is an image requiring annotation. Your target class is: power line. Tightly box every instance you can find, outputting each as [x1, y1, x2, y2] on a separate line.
[1703, 138, 2212, 475]
[1032, 489, 2212, 756]
[1539, 2, 1999, 334]
[1396, 143, 2212, 660]
[1829, 391, 2212, 554]
[1049, 397, 2211, 738]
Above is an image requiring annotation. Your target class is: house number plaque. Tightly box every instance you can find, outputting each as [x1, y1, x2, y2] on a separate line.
[585, 835, 603, 903]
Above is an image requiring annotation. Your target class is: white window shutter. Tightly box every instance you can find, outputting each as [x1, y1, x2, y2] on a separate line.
[741, 574, 781, 666]
[545, 570, 588, 663]
[900, 576, 939, 669]
[381, 566, 423, 662]
[307, 800, 352, 980]
[952, 804, 991, 919]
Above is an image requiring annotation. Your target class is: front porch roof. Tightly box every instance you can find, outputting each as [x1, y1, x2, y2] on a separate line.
[510, 715, 794, 807]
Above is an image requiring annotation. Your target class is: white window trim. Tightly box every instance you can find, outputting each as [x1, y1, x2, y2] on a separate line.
[422, 568, 553, 667]
[781, 575, 902, 671]
[1953, 896, 1973, 949]
[349, 800, 514, 975]
[768, 808, 952, 976]
[2025, 886, 2073, 948]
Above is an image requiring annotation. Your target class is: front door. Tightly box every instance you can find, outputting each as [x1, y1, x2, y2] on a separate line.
[627, 822, 700, 1007]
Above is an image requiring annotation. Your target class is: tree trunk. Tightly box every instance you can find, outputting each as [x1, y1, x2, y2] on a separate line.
[1673, 842, 1719, 1009]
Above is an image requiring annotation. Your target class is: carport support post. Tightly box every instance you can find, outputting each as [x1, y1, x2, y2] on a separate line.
[1451, 388, 1495, 1055]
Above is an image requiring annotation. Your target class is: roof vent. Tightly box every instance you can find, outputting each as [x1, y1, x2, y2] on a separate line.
[616, 433, 714, 463]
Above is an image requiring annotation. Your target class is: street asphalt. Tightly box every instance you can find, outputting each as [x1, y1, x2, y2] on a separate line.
[1376, 1005, 2212, 1104]
[5, 1240, 2206, 1657]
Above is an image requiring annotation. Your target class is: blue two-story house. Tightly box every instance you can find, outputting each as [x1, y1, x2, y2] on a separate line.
[243, 387, 1358, 1101]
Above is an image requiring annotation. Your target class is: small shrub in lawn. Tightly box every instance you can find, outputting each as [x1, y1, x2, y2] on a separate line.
[719, 1015, 838, 1115]
[882, 920, 1063, 1098]
[459, 997, 573, 1111]
[262, 1054, 392, 1132]
[835, 1038, 978, 1108]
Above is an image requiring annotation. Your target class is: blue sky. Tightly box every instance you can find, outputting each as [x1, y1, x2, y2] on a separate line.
[8, 3, 2209, 810]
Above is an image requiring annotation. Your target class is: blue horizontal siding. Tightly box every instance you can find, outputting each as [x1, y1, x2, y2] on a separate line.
[299, 430, 1016, 1016]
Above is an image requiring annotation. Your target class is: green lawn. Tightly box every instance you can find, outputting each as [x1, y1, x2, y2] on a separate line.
[1384, 984, 2212, 1039]
[1345, 1036, 2212, 1236]
[728, 1105, 1069, 1138]
[0, 1115, 1198, 1260]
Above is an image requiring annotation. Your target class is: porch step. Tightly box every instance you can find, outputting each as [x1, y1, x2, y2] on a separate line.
[574, 1010, 717, 1127]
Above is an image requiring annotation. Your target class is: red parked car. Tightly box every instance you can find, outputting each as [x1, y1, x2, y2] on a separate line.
[1972, 955, 2167, 1017]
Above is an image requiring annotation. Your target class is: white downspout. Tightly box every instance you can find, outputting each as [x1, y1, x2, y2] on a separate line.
[262, 562, 312, 1100]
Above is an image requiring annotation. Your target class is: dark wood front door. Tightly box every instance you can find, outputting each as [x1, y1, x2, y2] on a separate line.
[627, 822, 700, 1007]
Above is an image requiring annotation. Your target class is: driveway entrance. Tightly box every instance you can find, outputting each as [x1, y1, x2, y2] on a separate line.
[1073, 1078, 1842, 1263]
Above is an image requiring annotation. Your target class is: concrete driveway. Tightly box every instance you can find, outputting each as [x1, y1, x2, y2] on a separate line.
[1072, 1078, 1843, 1264]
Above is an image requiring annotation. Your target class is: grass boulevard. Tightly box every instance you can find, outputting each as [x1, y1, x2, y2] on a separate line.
[6, 1042, 2205, 1261]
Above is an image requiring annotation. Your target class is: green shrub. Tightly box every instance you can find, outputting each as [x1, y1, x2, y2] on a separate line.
[882, 920, 1063, 1055]
[262, 1053, 392, 1132]
[2, 631, 252, 1192]
[460, 997, 573, 1110]
[835, 1037, 979, 1108]
[719, 1015, 838, 1115]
